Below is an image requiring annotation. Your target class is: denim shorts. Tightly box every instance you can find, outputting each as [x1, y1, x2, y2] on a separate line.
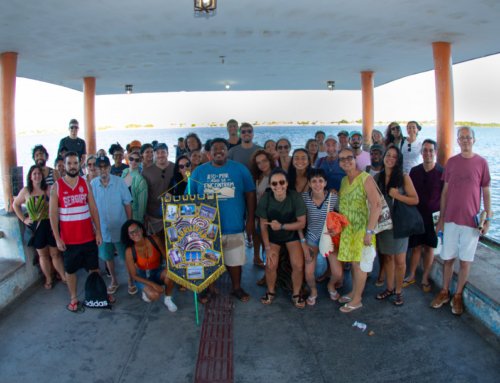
[135, 266, 165, 291]
[306, 236, 320, 248]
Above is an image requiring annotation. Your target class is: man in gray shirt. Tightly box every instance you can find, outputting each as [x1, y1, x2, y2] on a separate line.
[228, 123, 262, 170]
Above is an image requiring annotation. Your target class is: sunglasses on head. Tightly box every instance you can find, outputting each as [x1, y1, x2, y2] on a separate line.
[271, 180, 286, 187]
[179, 162, 191, 169]
[278, 145, 290, 150]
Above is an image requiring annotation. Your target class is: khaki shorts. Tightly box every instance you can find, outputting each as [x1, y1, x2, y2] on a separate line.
[222, 233, 247, 267]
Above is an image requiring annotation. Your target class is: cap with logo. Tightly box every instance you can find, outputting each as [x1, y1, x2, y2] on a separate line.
[349, 130, 363, 139]
[153, 143, 168, 151]
[370, 143, 385, 153]
[95, 156, 111, 167]
[324, 134, 339, 143]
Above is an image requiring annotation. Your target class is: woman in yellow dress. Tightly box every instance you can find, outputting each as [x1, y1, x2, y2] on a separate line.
[337, 148, 381, 312]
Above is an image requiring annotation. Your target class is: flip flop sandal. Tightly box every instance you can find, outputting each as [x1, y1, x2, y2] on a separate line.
[340, 303, 363, 313]
[261, 291, 275, 305]
[292, 294, 306, 309]
[306, 295, 318, 306]
[199, 289, 218, 304]
[128, 285, 139, 295]
[375, 279, 385, 287]
[44, 282, 53, 290]
[232, 288, 250, 302]
[67, 300, 85, 314]
[328, 288, 340, 301]
[107, 284, 119, 294]
[422, 283, 432, 292]
[402, 279, 415, 287]
[339, 295, 352, 304]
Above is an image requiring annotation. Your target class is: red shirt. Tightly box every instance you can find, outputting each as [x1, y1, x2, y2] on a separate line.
[57, 176, 95, 244]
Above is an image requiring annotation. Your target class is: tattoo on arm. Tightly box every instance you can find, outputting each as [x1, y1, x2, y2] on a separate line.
[305, 258, 313, 265]
[308, 248, 314, 257]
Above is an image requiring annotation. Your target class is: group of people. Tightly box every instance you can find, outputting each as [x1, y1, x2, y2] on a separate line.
[13, 118, 491, 315]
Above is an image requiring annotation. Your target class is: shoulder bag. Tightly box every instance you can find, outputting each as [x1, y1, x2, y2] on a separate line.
[392, 198, 425, 239]
[318, 194, 334, 257]
[366, 180, 393, 234]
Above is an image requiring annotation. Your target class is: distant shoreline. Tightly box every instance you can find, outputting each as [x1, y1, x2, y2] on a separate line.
[16, 121, 499, 136]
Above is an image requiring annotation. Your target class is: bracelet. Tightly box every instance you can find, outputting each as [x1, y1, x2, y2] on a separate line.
[486, 217, 492, 221]
[366, 229, 374, 234]
[265, 246, 271, 250]
[300, 239, 305, 243]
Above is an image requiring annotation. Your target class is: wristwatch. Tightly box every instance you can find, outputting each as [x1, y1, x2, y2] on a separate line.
[281, 224, 286, 230]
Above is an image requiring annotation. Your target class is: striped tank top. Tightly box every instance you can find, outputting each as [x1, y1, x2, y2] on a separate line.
[56, 176, 94, 245]
[44, 168, 54, 186]
[301, 191, 339, 243]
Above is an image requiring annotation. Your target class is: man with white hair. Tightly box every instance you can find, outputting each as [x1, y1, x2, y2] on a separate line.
[432, 127, 491, 315]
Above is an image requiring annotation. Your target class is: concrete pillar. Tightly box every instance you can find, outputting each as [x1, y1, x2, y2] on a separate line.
[0, 52, 18, 213]
[361, 71, 374, 151]
[83, 77, 96, 155]
[432, 42, 455, 166]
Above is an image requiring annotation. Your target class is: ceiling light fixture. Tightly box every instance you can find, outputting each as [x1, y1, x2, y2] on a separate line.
[327, 81, 335, 90]
[194, 0, 217, 13]
[225, 83, 230, 89]
[125, 84, 133, 94]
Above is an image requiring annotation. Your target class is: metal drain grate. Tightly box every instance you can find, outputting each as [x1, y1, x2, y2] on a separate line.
[194, 273, 234, 383]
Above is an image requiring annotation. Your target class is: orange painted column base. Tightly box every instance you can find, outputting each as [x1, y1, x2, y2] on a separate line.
[361, 71, 374, 151]
[0, 52, 18, 213]
[432, 42, 455, 166]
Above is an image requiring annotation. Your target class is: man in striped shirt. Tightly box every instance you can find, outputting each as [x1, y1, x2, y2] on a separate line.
[49, 152, 105, 312]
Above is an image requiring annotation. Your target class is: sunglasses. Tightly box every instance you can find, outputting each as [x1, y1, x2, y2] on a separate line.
[271, 180, 286, 187]
[179, 162, 191, 169]
[211, 146, 227, 152]
[70, 126, 79, 130]
[130, 157, 141, 163]
[278, 145, 290, 150]
[161, 169, 166, 179]
[128, 228, 141, 236]
[339, 156, 355, 163]
[240, 129, 253, 134]
[408, 142, 411, 152]
[391, 127, 400, 131]
[87, 162, 96, 167]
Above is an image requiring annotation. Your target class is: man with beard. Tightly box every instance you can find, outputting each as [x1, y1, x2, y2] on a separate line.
[228, 123, 262, 170]
[57, 119, 87, 172]
[364, 144, 384, 177]
[349, 131, 371, 170]
[49, 152, 108, 312]
[90, 156, 136, 295]
[32, 145, 60, 186]
[142, 143, 174, 249]
[314, 135, 346, 192]
[187, 138, 256, 303]
[226, 119, 241, 150]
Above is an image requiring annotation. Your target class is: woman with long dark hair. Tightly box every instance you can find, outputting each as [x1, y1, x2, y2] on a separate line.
[276, 138, 292, 173]
[306, 139, 319, 169]
[167, 155, 192, 196]
[384, 122, 404, 149]
[121, 219, 178, 311]
[371, 129, 385, 148]
[256, 168, 307, 308]
[375, 146, 419, 306]
[288, 148, 311, 193]
[185, 132, 203, 156]
[13, 165, 67, 288]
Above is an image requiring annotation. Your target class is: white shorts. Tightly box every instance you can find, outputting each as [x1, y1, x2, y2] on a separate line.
[441, 222, 480, 262]
[221, 233, 247, 267]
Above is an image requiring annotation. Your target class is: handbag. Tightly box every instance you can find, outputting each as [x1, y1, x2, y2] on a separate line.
[318, 194, 334, 258]
[367, 182, 393, 234]
[392, 198, 425, 239]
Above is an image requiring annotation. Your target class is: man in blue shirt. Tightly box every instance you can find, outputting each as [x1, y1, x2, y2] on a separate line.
[187, 138, 256, 303]
[91, 156, 135, 295]
[314, 135, 346, 192]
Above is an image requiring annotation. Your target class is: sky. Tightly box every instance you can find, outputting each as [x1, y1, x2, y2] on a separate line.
[13, 53, 500, 133]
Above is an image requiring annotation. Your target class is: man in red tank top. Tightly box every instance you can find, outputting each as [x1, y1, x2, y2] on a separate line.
[49, 152, 107, 312]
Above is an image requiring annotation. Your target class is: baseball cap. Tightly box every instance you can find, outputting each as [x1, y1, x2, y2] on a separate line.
[337, 130, 349, 137]
[370, 144, 384, 153]
[324, 134, 339, 143]
[153, 143, 168, 151]
[349, 130, 363, 139]
[95, 156, 111, 167]
[129, 140, 142, 149]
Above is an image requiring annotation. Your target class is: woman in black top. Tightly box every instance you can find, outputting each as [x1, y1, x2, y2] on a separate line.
[167, 155, 192, 196]
[109, 143, 129, 176]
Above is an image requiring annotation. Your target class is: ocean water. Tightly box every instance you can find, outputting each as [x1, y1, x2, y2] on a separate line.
[3, 125, 499, 240]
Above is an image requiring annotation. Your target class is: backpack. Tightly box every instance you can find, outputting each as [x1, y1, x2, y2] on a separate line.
[131, 236, 162, 263]
[84, 272, 113, 309]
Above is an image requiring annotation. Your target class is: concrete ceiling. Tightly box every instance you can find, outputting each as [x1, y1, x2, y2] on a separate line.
[1, 0, 499, 95]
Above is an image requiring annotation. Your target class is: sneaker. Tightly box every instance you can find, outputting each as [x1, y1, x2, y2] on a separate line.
[430, 289, 451, 309]
[164, 296, 178, 312]
[451, 294, 464, 315]
[142, 292, 152, 303]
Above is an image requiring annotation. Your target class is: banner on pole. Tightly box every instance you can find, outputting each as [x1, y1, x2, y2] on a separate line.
[162, 193, 225, 293]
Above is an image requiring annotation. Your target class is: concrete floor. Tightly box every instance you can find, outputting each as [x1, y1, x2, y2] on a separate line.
[1, 250, 499, 383]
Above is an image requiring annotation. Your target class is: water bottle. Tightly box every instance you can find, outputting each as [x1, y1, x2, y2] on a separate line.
[435, 231, 443, 255]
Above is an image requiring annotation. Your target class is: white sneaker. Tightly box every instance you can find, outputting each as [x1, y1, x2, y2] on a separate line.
[164, 295, 178, 312]
[142, 292, 152, 303]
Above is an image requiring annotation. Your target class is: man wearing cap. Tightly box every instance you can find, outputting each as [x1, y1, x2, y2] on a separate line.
[91, 156, 136, 295]
[142, 143, 174, 248]
[228, 123, 263, 170]
[314, 135, 346, 192]
[349, 131, 371, 170]
[365, 144, 384, 177]
[129, 140, 142, 154]
[187, 138, 256, 303]
[58, 119, 87, 172]
[337, 130, 350, 151]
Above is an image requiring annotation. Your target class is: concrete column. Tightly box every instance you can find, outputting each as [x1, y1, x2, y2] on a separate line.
[432, 42, 455, 166]
[83, 77, 96, 155]
[361, 71, 374, 151]
[0, 52, 18, 213]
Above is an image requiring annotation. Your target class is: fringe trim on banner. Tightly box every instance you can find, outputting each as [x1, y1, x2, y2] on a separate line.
[167, 265, 227, 294]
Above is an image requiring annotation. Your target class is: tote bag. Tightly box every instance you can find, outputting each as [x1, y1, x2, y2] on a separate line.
[367, 183, 393, 234]
[392, 199, 425, 239]
[318, 195, 334, 258]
